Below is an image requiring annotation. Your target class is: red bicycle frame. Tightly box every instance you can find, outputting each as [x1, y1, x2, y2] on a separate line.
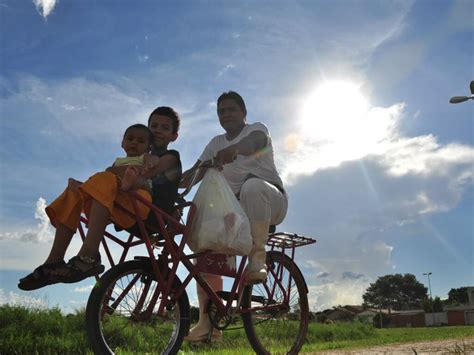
[78, 189, 315, 320]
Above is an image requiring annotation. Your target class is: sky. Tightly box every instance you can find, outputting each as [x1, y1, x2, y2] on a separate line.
[0, 0, 473, 314]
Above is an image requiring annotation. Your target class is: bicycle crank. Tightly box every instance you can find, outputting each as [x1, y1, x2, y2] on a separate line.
[207, 299, 234, 330]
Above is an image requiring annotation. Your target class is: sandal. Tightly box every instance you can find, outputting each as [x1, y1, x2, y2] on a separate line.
[18, 261, 66, 291]
[60, 255, 105, 284]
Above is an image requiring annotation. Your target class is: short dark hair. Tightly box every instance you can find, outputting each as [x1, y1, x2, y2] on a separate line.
[148, 106, 180, 134]
[217, 91, 247, 115]
[123, 124, 154, 145]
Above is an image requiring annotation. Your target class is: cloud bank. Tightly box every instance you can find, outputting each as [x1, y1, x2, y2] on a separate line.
[277, 96, 473, 310]
[0, 198, 54, 243]
[0, 288, 48, 309]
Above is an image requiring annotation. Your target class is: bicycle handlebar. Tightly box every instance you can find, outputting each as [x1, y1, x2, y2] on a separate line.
[177, 159, 214, 199]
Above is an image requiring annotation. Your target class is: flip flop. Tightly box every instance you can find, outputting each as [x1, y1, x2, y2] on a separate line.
[18, 261, 66, 291]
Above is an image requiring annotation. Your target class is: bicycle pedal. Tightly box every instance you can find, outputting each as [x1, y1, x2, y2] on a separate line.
[250, 295, 267, 304]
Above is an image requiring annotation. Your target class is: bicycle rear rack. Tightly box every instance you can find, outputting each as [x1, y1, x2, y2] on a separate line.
[267, 232, 316, 249]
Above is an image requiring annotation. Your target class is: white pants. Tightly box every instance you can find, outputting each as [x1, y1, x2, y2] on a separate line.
[239, 178, 288, 225]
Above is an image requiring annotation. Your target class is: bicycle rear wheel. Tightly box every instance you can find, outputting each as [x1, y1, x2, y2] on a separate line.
[86, 259, 189, 354]
[242, 251, 309, 355]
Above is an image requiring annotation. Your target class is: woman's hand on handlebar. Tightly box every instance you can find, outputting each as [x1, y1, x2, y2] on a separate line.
[213, 146, 238, 170]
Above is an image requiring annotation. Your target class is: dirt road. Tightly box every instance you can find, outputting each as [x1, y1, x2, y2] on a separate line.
[312, 337, 474, 354]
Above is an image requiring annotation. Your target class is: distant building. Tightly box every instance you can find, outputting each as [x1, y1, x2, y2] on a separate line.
[389, 310, 426, 328]
[468, 287, 474, 306]
[313, 288, 474, 327]
[354, 308, 390, 324]
[443, 304, 474, 326]
[326, 306, 356, 322]
[441, 286, 474, 326]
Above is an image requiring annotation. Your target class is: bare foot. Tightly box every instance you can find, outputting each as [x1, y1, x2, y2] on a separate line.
[121, 166, 139, 191]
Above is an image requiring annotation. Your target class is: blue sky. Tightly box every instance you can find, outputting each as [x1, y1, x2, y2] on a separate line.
[0, 0, 473, 313]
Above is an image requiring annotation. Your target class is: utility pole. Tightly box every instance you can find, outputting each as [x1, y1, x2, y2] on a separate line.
[423, 272, 434, 326]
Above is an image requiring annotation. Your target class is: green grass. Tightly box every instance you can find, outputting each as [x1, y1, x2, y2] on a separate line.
[1, 305, 473, 354]
[0, 305, 88, 354]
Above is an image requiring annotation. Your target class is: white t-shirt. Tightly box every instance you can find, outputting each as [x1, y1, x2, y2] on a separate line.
[199, 122, 284, 195]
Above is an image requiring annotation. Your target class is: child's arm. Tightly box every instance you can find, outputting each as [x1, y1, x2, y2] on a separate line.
[105, 163, 151, 192]
[140, 152, 178, 180]
[117, 153, 160, 191]
[142, 153, 161, 178]
[121, 166, 150, 192]
[180, 160, 206, 188]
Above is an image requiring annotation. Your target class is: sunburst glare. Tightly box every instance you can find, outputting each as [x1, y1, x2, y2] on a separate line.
[282, 80, 401, 180]
[300, 80, 369, 143]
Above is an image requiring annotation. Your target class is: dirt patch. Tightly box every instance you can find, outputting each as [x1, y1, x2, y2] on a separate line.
[312, 337, 474, 354]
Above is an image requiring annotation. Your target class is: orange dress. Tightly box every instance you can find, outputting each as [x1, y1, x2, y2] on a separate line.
[45, 171, 151, 231]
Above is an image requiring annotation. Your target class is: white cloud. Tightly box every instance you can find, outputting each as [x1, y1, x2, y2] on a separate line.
[316, 272, 330, 279]
[382, 138, 474, 178]
[62, 104, 86, 112]
[218, 63, 235, 77]
[68, 299, 87, 312]
[280, 97, 474, 187]
[72, 285, 94, 293]
[0, 289, 48, 309]
[0, 198, 54, 243]
[279, 100, 402, 183]
[138, 54, 150, 63]
[301, 239, 394, 311]
[281, 114, 472, 310]
[32, 0, 58, 19]
[308, 279, 369, 311]
[8, 75, 147, 140]
[342, 271, 365, 280]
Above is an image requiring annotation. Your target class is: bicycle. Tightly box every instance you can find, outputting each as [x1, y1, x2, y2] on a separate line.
[82, 166, 316, 354]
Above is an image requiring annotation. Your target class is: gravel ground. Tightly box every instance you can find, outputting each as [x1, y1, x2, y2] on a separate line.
[310, 337, 474, 354]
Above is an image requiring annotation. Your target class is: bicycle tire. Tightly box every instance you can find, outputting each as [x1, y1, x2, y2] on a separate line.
[242, 251, 309, 355]
[86, 259, 189, 355]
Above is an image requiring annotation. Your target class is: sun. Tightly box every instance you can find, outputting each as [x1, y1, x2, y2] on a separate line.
[300, 80, 369, 143]
[283, 79, 397, 180]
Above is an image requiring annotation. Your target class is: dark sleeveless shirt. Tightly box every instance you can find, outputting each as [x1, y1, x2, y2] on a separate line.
[117, 147, 181, 234]
[150, 147, 182, 214]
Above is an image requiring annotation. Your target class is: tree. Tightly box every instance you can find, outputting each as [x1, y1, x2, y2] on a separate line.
[372, 313, 390, 328]
[422, 296, 443, 312]
[363, 273, 428, 311]
[447, 287, 469, 305]
[189, 306, 200, 323]
[433, 297, 443, 312]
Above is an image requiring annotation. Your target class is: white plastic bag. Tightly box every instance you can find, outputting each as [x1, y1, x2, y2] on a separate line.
[188, 169, 252, 255]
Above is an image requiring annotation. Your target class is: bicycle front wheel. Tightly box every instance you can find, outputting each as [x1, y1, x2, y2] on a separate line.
[86, 259, 189, 354]
[242, 251, 309, 355]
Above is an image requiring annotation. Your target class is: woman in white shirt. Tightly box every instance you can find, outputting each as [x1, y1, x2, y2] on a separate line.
[182, 91, 288, 342]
